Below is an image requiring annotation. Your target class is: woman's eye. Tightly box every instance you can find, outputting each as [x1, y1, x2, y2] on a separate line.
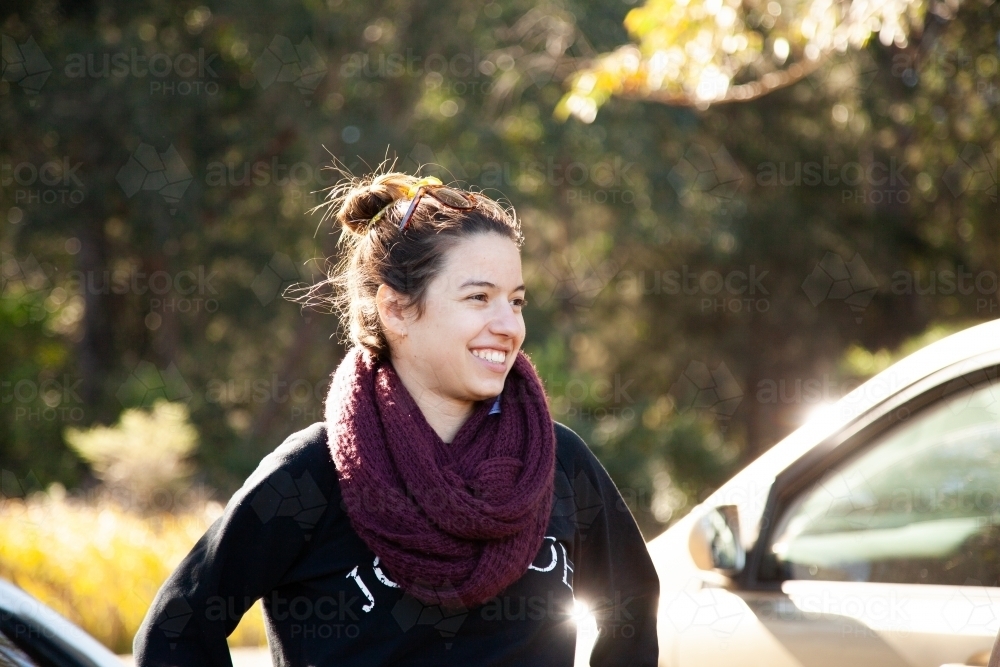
[470, 294, 487, 302]
[512, 298, 527, 307]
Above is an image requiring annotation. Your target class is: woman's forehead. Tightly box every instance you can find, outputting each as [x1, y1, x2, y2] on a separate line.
[437, 235, 523, 288]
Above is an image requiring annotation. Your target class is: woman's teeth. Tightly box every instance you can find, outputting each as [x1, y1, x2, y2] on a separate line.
[472, 349, 506, 364]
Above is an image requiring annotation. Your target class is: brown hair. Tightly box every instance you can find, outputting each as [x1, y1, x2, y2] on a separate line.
[301, 167, 523, 359]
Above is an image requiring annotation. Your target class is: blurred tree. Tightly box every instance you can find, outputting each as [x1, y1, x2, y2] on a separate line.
[65, 399, 197, 508]
[1, 0, 997, 538]
[556, 0, 940, 118]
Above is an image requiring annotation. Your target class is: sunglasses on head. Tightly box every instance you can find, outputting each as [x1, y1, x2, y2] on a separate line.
[370, 177, 478, 232]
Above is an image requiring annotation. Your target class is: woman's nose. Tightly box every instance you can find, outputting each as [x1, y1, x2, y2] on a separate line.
[490, 300, 522, 337]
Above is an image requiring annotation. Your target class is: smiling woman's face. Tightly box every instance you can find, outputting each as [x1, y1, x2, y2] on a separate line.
[381, 232, 526, 409]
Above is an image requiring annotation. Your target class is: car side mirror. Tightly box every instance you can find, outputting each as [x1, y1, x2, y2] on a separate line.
[689, 505, 745, 576]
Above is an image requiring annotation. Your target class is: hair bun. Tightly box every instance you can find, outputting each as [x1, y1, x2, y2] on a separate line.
[335, 173, 415, 235]
[337, 185, 392, 235]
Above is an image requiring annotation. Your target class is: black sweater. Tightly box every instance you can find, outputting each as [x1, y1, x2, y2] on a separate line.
[133, 421, 660, 666]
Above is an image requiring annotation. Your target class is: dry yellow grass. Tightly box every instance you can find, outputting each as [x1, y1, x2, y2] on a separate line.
[0, 493, 267, 655]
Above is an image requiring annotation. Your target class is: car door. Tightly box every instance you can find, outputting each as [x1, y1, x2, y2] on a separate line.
[0, 579, 123, 667]
[674, 361, 1000, 667]
[0, 628, 42, 667]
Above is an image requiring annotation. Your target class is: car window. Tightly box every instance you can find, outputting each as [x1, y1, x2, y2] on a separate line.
[766, 379, 1000, 585]
[0, 629, 41, 667]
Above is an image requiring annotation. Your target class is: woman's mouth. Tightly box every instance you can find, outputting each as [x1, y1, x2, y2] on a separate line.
[470, 348, 507, 371]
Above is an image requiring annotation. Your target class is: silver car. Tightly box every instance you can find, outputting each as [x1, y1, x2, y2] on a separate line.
[644, 318, 1000, 667]
[0, 578, 123, 667]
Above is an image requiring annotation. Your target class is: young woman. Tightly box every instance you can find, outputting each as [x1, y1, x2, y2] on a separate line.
[133, 171, 660, 666]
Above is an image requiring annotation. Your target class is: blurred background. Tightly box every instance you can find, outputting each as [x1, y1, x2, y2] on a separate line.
[1, 0, 998, 655]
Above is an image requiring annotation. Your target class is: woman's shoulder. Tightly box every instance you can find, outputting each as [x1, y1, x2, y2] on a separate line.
[273, 421, 332, 461]
[553, 420, 586, 455]
[551, 421, 629, 530]
[239, 422, 337, 492]
[553, 421, 606, 475]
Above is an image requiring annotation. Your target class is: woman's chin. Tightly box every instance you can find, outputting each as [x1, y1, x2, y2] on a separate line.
[463, 380, 505, 401]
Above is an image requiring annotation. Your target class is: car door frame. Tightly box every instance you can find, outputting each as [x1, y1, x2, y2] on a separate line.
[676, 351, 1000, 667]
[739, 349, 1000, 592]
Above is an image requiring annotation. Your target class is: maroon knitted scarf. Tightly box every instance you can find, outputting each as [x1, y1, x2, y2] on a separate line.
[324, 346, 556, 608]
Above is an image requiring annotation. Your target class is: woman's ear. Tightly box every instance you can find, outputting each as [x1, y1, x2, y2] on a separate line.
[375, 284, 408, 340]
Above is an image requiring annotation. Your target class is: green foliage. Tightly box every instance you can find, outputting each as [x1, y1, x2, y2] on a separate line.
[65, 400, 197, 504]
[557, 0, 934, 117]
[1, 0, 997, 546]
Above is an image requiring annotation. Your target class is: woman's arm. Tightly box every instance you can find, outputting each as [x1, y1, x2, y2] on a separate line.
[133, 423, 333, 667]
[555, 423, 660, 667]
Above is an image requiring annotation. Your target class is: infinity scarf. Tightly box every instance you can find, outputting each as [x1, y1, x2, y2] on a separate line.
[324, 346, 556, 608]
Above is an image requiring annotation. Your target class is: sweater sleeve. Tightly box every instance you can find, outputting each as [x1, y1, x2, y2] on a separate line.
[555, 423, 660, 667]
[132, 424, 333, 667]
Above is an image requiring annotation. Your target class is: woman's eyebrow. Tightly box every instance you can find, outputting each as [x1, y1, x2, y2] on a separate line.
[458, 279, 526, 291]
